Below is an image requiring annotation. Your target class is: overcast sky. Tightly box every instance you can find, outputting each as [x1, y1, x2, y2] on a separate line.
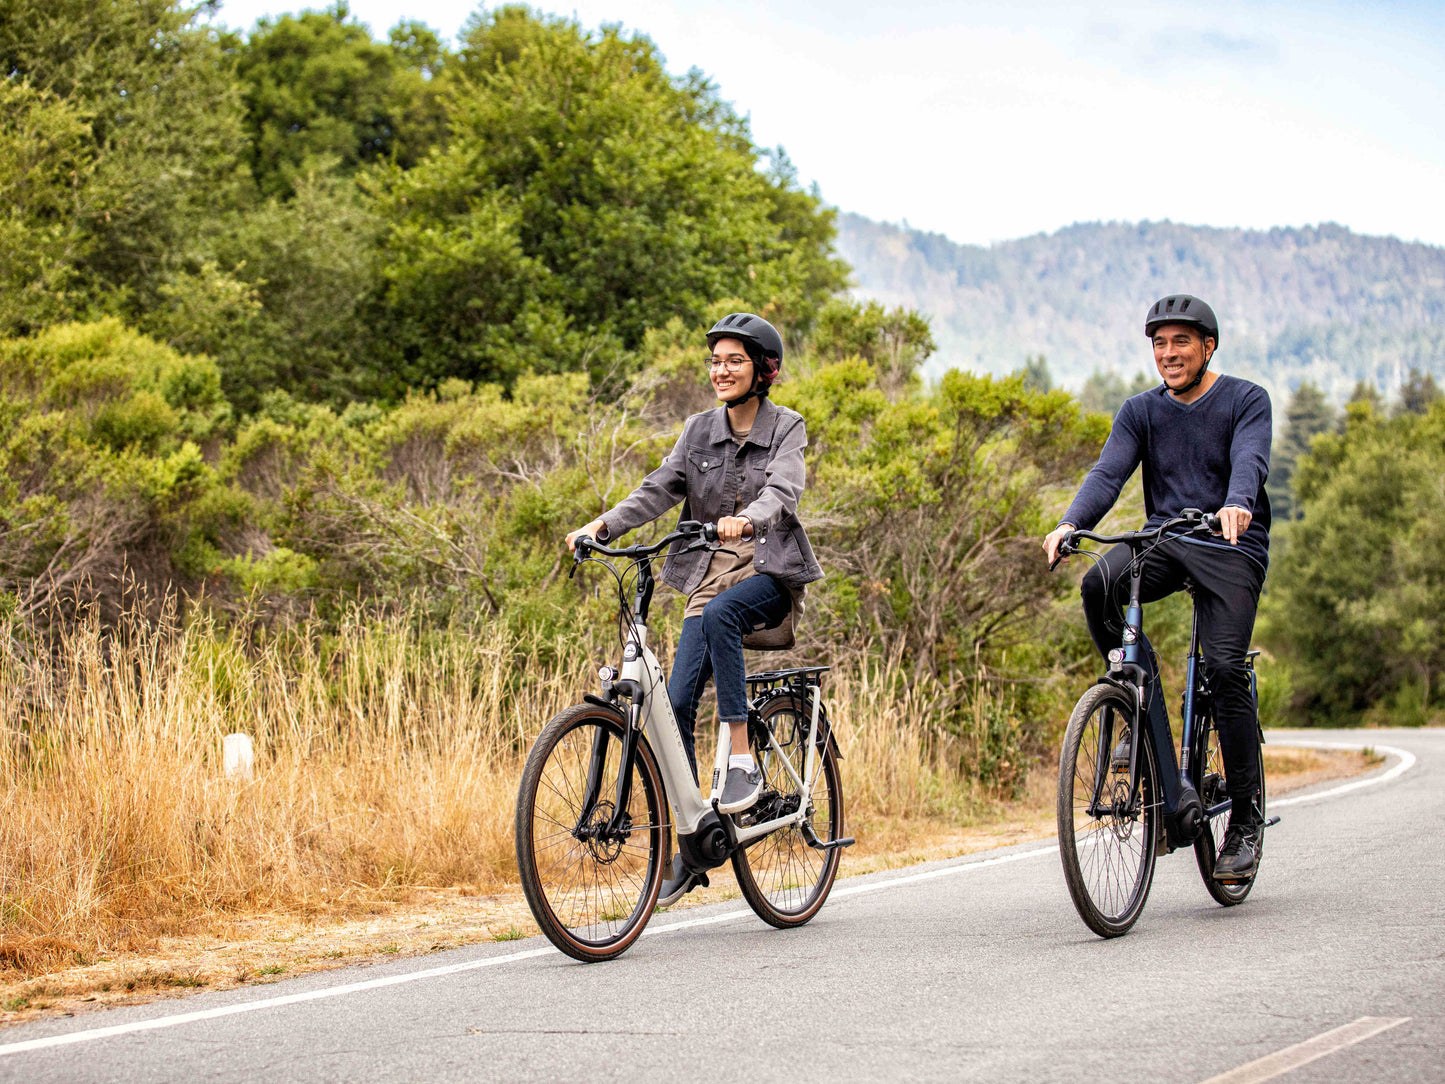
[207, 0, 1445, 248]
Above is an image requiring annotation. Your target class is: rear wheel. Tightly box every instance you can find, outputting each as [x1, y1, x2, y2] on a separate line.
[1057, 683, 1159, 938]
[1194, 720, 1266, 905]
[515, 704, 667, 961]
[732, 693, 844, 928]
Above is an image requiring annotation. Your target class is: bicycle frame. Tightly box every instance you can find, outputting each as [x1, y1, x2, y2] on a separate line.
[577, 526, 826, 859]
[618, 625, 824, 845]
[1067, 512, 1216, 824]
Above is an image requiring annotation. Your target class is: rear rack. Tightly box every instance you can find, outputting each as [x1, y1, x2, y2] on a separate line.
[745, 665, 829, 692]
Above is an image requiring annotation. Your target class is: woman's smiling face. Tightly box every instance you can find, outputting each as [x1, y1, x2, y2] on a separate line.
[708, 337, 755, 402]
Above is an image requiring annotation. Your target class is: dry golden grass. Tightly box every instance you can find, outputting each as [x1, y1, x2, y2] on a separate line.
[0, 610, 1378, 1025]
[0, 609, 1007, 981]
[0, 608, 555, 975]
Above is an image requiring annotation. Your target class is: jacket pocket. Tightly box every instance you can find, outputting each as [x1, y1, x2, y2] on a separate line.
[685, 449, 723, 518]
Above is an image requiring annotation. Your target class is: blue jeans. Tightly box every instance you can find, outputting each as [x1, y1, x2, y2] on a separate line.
[668, 574, 791, 782]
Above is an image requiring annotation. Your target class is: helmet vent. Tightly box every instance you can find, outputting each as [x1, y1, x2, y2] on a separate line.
[1166, 298, 1176, 312]
[1180, 299, 1191, 312]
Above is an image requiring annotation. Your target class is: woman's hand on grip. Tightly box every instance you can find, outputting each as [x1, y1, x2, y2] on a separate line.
[566, 519, 607, 553]
[717, 516, 752, 543]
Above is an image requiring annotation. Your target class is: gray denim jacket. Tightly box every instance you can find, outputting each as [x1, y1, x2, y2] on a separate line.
[598, 398, 824, 596]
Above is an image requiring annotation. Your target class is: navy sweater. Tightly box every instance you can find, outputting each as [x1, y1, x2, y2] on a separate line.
[1061, 375, 1273, 570]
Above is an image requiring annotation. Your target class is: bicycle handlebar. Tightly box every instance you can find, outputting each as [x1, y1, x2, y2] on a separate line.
[572, 519, 754, 563]
[1050, 508, 1221, 571]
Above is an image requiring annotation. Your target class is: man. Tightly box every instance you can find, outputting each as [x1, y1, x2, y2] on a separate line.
[1043, 294, 1271, 882]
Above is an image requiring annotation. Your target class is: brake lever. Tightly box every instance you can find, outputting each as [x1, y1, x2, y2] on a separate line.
[569, 536, 593, 578]
[1049, 535, 1076, 572]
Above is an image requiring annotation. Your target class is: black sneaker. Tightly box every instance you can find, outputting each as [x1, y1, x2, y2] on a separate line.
[716, 763, 763, 814]
[1110, 728, 1132, 772]
[656, 853, 707, 909]
[1212, 822, 1261, 883]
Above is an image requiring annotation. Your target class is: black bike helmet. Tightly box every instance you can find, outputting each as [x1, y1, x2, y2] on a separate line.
[707, 313, 783, 403]
[1144, 294, 1219, 347]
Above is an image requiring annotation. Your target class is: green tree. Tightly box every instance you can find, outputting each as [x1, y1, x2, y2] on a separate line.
[1262, 401, 1445, 723]
[144, 173, 384, 412]
[1345, 380, 1384, 417]
[0, 82, 93, 335]
[0, 0, 249, 318]
[1395, 367, 1443, 416]
[234, 4, 449, 199]
[778, 362, 1106, 687]
[1077, 369, 1153, 417]
[0, 319, 227, 620]
[1019, 354, 1052, 394]
[361, 5, 845, 394]
[1271, 381, 1335, 521]
[811, 299, 934, 396]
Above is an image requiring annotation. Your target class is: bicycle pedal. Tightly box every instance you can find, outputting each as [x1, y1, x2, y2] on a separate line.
[1264, 815, 1281, 828]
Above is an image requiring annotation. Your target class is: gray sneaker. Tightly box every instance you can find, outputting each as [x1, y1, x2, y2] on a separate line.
[716, 764, 763, 814]
[656, 853, 706, 909]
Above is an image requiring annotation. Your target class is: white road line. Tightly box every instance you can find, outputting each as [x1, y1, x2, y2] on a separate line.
[0, 738, 1417, 1059]
[0, 947, 554, 1057]
[1270, 742, 1415, 808]
[1197, 1016, 1410, 1084]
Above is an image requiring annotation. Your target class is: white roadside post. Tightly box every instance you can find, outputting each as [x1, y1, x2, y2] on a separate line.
[223, 733, 255, 781]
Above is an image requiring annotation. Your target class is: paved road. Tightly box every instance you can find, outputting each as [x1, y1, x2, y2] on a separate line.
[2, 728, 1441, 1083]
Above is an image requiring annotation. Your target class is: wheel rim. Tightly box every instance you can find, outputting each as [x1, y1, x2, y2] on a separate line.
[1064, 696, 1155, 925]
[736, 701, 839, 916]
[526, 716, 663, 947]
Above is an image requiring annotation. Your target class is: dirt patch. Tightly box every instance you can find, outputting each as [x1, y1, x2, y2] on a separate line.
[0, 743, 1377, 1027]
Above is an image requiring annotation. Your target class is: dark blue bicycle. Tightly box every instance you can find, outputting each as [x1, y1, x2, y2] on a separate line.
[1052, 509, 1278, 938]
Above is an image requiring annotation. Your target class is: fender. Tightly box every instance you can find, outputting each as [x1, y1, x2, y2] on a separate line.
[754, 687, 842, 762]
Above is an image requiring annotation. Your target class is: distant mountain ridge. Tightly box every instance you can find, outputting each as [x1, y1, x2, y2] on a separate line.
[834, 214, 1445, 403]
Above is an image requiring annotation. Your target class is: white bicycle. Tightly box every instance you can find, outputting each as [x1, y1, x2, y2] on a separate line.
[515, 520, 851, 962]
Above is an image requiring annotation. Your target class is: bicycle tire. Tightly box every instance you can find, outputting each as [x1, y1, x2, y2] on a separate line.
[515, 703, 668, 962]
[1193, 721, 1266, 905]
[1057, 683, 1159, 938]
[732, 693, 844, 929]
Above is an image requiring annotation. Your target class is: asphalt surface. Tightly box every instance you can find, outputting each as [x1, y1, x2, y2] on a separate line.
[2, 728, 1441, 1083]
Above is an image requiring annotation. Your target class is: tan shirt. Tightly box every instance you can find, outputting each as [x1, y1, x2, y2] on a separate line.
[684, 419, 756, 618]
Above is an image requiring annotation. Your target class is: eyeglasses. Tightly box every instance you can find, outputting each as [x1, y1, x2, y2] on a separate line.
[706, 354, 751, 373]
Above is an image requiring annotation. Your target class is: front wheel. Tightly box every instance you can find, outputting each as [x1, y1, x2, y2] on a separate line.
[515, 704, 668, 961]
[1057, 683, 1159, 938]
[732, 693, 844, 928]
[1194, 721, 1267, 905]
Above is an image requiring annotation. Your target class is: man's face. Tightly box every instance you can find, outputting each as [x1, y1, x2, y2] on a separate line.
[1152, 324, 1215, 392]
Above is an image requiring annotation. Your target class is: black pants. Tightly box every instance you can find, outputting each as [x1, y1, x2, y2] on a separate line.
[1080, 538, 1264, 818]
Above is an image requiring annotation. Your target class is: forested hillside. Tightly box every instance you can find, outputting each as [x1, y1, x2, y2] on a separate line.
[836, 214, 1445, 403]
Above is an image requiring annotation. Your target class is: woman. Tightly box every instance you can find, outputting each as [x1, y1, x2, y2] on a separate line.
[566, 312, 824, 901]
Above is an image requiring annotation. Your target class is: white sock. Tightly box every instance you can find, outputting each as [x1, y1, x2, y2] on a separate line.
[729, 753, 756, 772]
